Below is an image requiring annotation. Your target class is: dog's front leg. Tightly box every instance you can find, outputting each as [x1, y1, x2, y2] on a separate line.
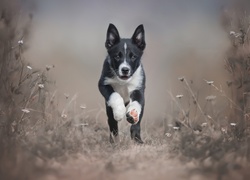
[99, 83, 126, 143]
[126, 90, 144, 124]
[107, 92, 126, 121]
[106, 92, 126, 143]
[98, 83, 126, 121]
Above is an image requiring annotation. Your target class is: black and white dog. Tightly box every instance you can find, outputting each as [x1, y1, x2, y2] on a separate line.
[98, 24, 146, 144]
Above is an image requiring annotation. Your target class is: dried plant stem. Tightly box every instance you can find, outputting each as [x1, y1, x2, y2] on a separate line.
[61, 94, 78, 117]
[19, 82, 38, 121]
[167, 90, 193, 131]
[183, 78, 208, 122]
[0, 46, 9, 80]
[204, 79, 243, 112]
[18, 49, 24, 86]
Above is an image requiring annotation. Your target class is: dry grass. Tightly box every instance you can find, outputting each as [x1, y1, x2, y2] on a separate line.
[1, 0, 250, 180]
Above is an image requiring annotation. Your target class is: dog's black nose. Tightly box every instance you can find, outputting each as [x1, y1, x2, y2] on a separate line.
[121, 67, 130, 75]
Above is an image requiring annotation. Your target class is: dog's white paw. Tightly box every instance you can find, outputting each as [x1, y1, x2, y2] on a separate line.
[108, 92, 126, 121]
[126, 101, 141, 124]
[113, 104, 126, 121]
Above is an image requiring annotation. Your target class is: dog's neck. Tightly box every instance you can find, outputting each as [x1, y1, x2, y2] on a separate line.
[106, 64, 142, 86]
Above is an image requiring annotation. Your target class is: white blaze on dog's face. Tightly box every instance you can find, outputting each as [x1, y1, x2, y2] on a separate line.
[118, 43, 131, 79]
[105, 24, 146, 81]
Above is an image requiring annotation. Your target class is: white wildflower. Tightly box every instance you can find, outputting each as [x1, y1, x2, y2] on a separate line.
[80, 105, 86, 109]
[178, 77, 184, 82]
[18, 40, 24, 45]
[201, 122, 207, 127]
[46, 65, 52, 71]
[229, 31, 242, 38]
[173, 126, 180, 130]
[22, 108, 30, 113]
[165, 133, 172, 137]
[38, 84, 44, 89]
[61, 114, 67, 119]
[27, 66, 32, 70]
[176, 94, 184, 99]
[229, 31, 235, 35]
[206, 81, 214, 85]
[235, 33, 242, 38]
[206, 95, 216, 101]
[221, 127, 227, 133]
[230, 123, 236, 126]
[207, 115, 212, 119]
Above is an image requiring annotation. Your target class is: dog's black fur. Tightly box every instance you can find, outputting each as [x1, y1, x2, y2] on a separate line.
[98, 24, 146, 144]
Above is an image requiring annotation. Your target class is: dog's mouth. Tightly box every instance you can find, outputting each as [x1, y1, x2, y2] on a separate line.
[119, 75, 130, 80]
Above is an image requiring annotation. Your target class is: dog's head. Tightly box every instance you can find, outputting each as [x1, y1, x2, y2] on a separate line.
[105, 24, 146, 81]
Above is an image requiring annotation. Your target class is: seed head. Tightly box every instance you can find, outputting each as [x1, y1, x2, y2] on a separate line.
[229, 31, 236, 35]
[230, 123, 236, 126]
[178, 77, 185, 82]
[61, 114, 67, 119]
[64, 93, 69, 99]
[201, 123, 207, 127]
[176, 94, 183, 99]
[165, 133, 172, 137]
[206, 81, 214, 85]
[206, 95, 216, 101]
[38, 84, 44, 89]
[173, 126, 180, 130]
[221, 127, 227, 133]
[18, 40, 24, 45]
[22, 108, 30, 113]
[80, 105, 86, 109]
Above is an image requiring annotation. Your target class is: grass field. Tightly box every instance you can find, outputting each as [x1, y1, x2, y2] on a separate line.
[1, 0, 250, 180]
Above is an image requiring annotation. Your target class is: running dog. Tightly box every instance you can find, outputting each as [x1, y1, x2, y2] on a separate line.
[98, 24, 146, 144]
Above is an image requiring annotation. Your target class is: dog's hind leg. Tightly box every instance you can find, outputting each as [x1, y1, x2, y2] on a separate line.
[130, 108, 144, 144]
[130, 122, 143, 144]
[108, 119, 120, 144]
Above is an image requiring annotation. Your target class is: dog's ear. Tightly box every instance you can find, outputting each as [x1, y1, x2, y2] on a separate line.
[105, 23, 120, 49]
[132, 24, 146, 50]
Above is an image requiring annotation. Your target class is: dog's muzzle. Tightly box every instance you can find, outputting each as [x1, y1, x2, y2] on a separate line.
[119, 66, 131, 80]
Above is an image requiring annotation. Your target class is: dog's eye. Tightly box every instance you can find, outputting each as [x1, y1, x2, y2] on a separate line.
[114, 52, 122, 61]
[114, 55, 120, 60]
[130, 53, 137, 61]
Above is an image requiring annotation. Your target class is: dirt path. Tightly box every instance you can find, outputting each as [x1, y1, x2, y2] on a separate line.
[40, 145, 184, 180]
[35, 142, 209, 180]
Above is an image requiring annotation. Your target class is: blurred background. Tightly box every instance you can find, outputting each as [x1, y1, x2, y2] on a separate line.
[24, 0, 230, 123]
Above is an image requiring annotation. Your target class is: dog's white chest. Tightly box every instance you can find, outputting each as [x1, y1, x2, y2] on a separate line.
[104, 78, 136, 103]
[104, 65, 143, 103]
[111, 84, 130, 103]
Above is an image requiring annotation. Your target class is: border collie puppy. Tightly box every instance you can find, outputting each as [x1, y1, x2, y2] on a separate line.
[98, 24, 146, 144]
